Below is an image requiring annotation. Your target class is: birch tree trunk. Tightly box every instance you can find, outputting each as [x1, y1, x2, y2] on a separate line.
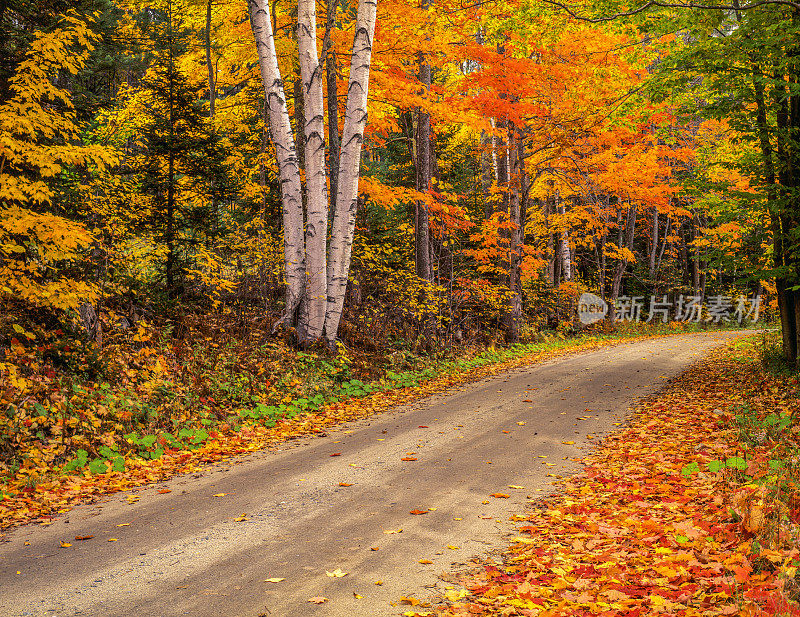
[248, 0, 306, 326]
[324, 0, 378, 343]
[298, 0, 328, 339]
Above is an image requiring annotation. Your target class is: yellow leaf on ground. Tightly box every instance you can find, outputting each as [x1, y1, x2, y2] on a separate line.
[212, 493, 227, 497]
[264, 578, 285, 583]
[60, 541, 72, 548]
[308, 596, 328, 604]
[326, 568, 348, 578]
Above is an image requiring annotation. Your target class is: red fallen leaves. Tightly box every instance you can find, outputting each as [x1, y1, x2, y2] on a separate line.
[435, 341, 800, 617]
[401, 457, 418, 461]
[410, 509, 429, 515]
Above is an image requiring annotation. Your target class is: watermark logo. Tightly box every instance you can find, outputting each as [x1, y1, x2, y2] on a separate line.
[578, 292, 608, 325]
[578, 294, 761, 324]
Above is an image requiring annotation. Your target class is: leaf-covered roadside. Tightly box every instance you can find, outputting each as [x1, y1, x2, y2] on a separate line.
[430, 336, 800, 617]
[0, 319, 673, 531]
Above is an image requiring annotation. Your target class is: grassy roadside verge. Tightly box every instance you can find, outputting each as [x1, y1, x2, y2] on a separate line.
[0, 322, 753, 531]
[426, 334, 799, 617]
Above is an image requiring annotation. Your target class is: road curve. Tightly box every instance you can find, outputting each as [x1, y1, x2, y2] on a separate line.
[0, 332, 741, 617]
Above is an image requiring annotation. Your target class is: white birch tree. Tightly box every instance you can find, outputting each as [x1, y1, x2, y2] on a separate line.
[247, 0, 377, 346]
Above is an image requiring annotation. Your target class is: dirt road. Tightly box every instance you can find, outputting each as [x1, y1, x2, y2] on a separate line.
[0, 332, 741, 617]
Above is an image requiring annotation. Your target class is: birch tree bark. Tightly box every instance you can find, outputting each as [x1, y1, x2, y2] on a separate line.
[324, 0, 378, 343]
[297, 0, 328, 339]
[249, 0, 377, 346]
[248, 0, 306, 326]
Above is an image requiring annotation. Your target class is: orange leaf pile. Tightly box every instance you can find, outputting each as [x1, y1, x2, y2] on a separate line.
[437, 340, 800, 617]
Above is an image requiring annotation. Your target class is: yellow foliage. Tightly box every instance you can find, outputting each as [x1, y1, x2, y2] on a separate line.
[0, 12, 116, 310]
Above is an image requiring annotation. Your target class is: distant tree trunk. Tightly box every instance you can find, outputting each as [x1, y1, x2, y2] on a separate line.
[503, 129, 524, 342]
[205, 0, 219, 251]
[323, 0, 378, 343]
[608, 202, 635, 323]
[414, 10, 432, 282]
[166, 148, 176, 297]
[205, 0, 216, 117]
[655, 216, 670, 287]
[648, 206, 658, 281]
[323, 0, 341, 214]
[479, 129, 494, 221]
[555, 190, 571, 281]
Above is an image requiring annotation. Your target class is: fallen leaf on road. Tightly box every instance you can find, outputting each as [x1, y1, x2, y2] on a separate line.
[490, 493, 510, 498]
[478, 515, 493, 519]
[371, 546, 379, 550]
[74, 535, 94, 541]
[338, 482, 353, 487]
[383, 528, 403, 534]
[400, 596, 421, 605]
[59, 541, 72, 548]
[522, 399, 532, 402]
[234, 513, 249, 522]
[409, 509, 428, 515]
[307, 596, 328, 604]
[419, 559, 433, 564]
[517, 421, 526, 426]
[158, 489, 171, 494]
[212, 493, 227, 497]
[330, 453, 341, 457]
[400, 457, 417, 461]
[445, 589, 467, 601]
[418, 425, 428, 428]
[326, 568, 348, 577]
[353, 592, 363, 599]
[447, 544, 459, 549]
[107, 538, 118, 542]
[562, 440, 575, 445]
[264, 578, 285, 583]
[508, 485, 525, 489]
[375, 580, 384, 585]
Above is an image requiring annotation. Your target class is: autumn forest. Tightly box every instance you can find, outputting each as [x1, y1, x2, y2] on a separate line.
[6, 0, 798, 348]
[2, 0, 800, 613]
